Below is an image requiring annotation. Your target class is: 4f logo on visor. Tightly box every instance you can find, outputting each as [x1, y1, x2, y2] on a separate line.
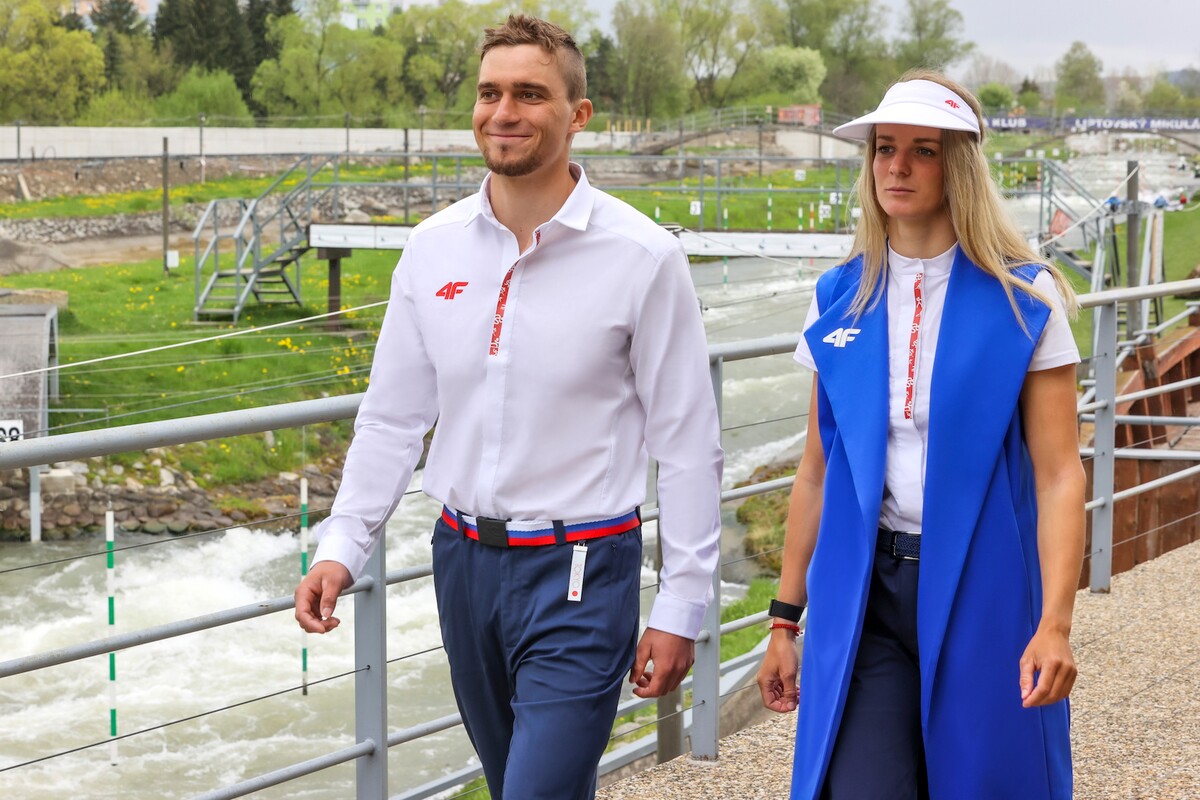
[823, 327, 861, 348]
[436, 281, 468, 300]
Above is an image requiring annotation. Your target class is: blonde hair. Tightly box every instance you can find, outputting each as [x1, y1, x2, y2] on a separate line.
[846, 68, 1077, 328]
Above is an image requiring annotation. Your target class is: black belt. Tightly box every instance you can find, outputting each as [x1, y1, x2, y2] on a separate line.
[877, 528, 921, 561]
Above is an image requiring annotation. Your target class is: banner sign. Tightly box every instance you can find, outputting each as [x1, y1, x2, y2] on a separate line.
[984, 116, 1200, 132]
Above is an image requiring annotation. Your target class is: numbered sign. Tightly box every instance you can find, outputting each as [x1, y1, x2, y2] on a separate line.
[689, 200, 703, 216]
[794, 169, 807, 181]
[818, 204, 832, 221]
[1, 419, 23, 442]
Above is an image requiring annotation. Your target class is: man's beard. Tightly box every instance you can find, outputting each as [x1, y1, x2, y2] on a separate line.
[483, 143, 542, 177]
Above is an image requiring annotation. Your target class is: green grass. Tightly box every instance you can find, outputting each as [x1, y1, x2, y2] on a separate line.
[0, 249, 402, 483]
[1061, 203, 1200, 358]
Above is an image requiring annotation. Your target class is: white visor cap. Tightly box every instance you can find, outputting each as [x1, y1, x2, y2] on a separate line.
[833, 79, 981, 142]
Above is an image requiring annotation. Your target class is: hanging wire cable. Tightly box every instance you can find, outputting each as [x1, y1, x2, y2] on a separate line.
[55, 341, 378, 379]
[0, 302, 388, 383]
[26, 365, 371, 437]
[0, 667, 364, 774]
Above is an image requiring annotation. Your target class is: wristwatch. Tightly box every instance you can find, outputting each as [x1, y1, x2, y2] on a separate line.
[768, 598, 805, 623]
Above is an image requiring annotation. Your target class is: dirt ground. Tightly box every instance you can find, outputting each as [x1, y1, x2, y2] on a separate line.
[0, 232, 195, 275]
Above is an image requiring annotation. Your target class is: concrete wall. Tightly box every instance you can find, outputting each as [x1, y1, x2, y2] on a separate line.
[0, 125, 639, 161]
[775, 129, 861, 160]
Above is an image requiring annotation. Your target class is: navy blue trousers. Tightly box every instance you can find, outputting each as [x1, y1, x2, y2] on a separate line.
[820, 551, 930, 800]
[431, 517, 642, 800]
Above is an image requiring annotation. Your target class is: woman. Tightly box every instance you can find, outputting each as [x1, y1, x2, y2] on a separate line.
[757, 70, 1085, 799]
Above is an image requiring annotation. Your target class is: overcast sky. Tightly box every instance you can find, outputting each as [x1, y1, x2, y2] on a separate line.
[884, 0, 1200, 79]
[581, 0, 1199, 80]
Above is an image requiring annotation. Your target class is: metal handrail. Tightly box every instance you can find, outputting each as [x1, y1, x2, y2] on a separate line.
[4, 280, 1200, 798]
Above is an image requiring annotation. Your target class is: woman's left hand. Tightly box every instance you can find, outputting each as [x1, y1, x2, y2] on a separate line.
[1019, 625, 1077, 708]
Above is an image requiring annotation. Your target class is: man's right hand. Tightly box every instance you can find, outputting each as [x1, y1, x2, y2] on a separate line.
[295, 561, 354, 633]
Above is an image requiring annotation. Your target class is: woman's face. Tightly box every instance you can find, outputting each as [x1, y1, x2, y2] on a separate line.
[872, 123, 949, 227]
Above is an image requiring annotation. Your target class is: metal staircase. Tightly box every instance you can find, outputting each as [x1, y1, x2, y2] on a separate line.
[192, 154, 339, 322]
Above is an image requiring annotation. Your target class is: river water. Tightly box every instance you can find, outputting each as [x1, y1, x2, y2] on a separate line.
[0, 254, 823, 799]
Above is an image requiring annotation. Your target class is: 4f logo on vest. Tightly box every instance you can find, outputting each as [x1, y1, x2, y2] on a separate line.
[823, 327, 861, 348]
[436, 281, 468, 300]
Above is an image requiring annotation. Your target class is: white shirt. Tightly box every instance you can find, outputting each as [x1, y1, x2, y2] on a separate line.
[794, 244, 1080, 532]
[312, 165, 724, 639]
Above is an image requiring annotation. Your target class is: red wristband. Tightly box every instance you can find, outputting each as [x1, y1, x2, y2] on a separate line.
[769, 622, 801, 636]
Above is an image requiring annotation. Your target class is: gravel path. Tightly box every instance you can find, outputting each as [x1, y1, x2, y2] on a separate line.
[599, 539, 1200, 799]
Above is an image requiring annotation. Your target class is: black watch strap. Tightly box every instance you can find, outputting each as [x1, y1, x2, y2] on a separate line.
[769, 598, 804, 623]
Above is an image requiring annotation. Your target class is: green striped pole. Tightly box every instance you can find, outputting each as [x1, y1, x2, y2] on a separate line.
[722, 207, 729, 286]
[106, 508, 117, 765]
[767, 184, 773, 232]
[300, 477, 309, 696]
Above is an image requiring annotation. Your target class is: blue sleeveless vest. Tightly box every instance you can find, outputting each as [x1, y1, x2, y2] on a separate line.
[790, 249, 1072, 799]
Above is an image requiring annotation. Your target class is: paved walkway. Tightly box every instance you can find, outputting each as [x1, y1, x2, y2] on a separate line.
[599, 539, 1200, 800]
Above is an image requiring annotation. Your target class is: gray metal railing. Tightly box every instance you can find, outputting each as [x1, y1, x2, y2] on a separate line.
[3, 280, 1200, 797]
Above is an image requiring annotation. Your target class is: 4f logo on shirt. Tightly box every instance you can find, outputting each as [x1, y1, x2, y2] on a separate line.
[436, 281, 468, 300]
[823, 328, 861, 348]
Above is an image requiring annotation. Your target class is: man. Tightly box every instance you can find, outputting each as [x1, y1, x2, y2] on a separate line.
[294, 14, 723, 799]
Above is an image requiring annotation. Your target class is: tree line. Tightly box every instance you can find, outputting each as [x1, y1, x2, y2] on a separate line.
[1, 0, 1198, 128]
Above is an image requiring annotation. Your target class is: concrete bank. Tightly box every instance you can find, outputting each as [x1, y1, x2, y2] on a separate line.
[599, 538, 1200, 800]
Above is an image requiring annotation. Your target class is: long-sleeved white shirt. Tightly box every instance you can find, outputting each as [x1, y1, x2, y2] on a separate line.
[312, 165, 724, 639]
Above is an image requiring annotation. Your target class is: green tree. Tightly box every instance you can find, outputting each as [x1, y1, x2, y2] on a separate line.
[90, 0, 147, 36]
[893, 0, 973, 72]
[155, 67, 253, 124]
[244, 0, 295, 67]
[90, 0, 151, 90]
[610, 0, 687, 119]
[1113, 77, 1143, 115]
[582, 30, 621, 112]
[821, 0, 892, 114]
[0, 0, 106, 123]
[77, 88, 156, 125]
[1054, 41, 1104, 113]
[737, 45, 825, 108]
[1143, 78, 1183, 114]
[1016, 76, 1043, 114]
[387, 0, 497, 114]
[154, 0, 255, 97]
[753, 0, 838, 50]
[977, 82, 1014, 114]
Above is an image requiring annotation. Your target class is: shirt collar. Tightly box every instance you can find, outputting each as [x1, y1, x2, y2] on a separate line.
[888, 241, 958, 277]
[465, 162, 595, 233]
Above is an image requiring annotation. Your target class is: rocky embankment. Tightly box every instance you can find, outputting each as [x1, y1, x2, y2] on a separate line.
[0, 451, 340, 541]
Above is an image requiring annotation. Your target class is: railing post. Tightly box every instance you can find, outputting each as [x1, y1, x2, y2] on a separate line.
[691, 356, 724, 760]
[1090, 302, 1117, 592]
[355, 545, 388, 798]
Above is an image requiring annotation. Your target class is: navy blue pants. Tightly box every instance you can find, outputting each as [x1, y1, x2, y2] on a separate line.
[820, 551, 930, 800]
[431, 517, 642, 800]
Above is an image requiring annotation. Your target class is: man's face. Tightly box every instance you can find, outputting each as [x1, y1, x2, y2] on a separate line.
[472, 44, 590, 179]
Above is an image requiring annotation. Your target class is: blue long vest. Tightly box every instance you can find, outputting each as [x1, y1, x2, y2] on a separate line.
[791, 249, 1072, 799]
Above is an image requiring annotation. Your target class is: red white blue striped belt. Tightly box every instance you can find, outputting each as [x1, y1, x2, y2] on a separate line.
[441, 506, 640, 548]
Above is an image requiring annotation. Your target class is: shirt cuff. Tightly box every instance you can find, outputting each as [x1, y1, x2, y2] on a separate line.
[647, 592, 708, 640]
[310, 520, 373, 580]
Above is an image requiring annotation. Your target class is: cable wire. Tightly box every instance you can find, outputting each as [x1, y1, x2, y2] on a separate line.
[0, 667, 364, 774]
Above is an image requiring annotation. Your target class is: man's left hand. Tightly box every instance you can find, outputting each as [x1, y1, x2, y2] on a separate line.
[629, 628, 695, 698]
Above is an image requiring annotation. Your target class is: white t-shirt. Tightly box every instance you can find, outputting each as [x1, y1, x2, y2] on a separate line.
[794, 244, 1080, 532]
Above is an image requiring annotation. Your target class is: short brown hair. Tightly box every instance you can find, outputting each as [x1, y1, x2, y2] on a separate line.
[480, 14, 587, 103]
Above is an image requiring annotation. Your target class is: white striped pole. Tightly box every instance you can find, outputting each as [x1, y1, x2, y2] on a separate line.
[106, 508, 117, 765]
[767, 184, 773, 232]
[300, 477, 309, 696]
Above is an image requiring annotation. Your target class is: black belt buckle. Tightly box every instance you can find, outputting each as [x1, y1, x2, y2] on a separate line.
[891, 531, 920, 561]
[476, 516, 510, 548]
